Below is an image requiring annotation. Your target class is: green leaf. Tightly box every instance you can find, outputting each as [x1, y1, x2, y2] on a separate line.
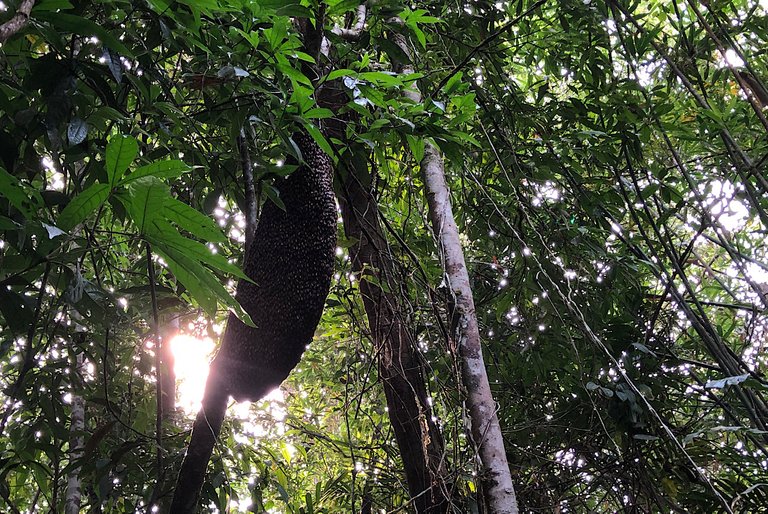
[153, 240, 251, 325]
[106, 135, 138, 186]
[0, 168, 41, 217]
[359, 71, 403, 88]
[153, 245, 218, 315]
[119, 160, 191, 185]
[58, 183, 111, 231]
[264, 185, 286, 211]
[443, 71, 464, 95]
[405, 134, 425, 161]
[302, 124, 333, 158]
[33, 0, 74, 11]
[326, 69, 356, 81]
[0, 288, 35, 334]
[303, 108, 334, 119]
[328, 0, 361, 16]
[0, 215, 20, 230]
[123, 177, 168, 234]
[163, 197, 227, 243]
[276, 62, 312, 87]
[154, 222, 246, 280]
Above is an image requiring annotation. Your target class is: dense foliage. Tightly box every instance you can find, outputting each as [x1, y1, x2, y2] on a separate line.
[1, 0, 767, 512]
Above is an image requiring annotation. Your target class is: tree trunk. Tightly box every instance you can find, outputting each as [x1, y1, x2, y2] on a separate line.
[64, 354, 85, 514]
[421, 145, 518, 513]
[337, 151, 453, 512]
[390, 31, 519, 514]
[160, 314, 178, 417]
[311, 18, 455, 501]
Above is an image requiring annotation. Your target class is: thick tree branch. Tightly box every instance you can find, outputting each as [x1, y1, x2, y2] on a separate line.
[0, 0, 35, 43]
[331, 4, 367, 41]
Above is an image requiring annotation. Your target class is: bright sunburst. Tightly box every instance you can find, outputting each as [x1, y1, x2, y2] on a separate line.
[169, 334, 216, 413]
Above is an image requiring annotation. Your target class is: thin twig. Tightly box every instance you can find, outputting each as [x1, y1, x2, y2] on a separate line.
[146, 243, 165, 506]
[430, 0, 547, 97]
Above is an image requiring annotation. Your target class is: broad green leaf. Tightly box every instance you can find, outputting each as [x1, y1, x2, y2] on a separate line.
[275, 3, 311, 17]
[0, 288, 35, 334]
[303, 108, 334, 119]
[328, 0, 360, 15]
[326, 69, 356, 81]
[154, 245, 218, 315]
[0, 168, 40, 217]
[276, 62, 312, 87]
[123, 177, 168, 234]
[106, 135, 138, 186]
[0, 215, 19, 230]
[405, 134, 425, 161]
[154, 240, 251, 325]
[359, 71, 403, 88]
[302, 123, 333, 158]
[264, 185, 286, 211]
[443, 71, 464, 95]
[119, 160, 191, 185]
[153, 222, 246, 280]
[58, 183, 111, 231]
[163, 197, 227, 243]
[33, 0, 74, 11]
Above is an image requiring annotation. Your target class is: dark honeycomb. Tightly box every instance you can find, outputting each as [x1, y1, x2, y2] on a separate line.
[208, 132, 337, 401]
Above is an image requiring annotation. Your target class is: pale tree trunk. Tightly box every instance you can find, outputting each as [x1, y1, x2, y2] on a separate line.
[160, 313, 179, 417]
[65, 354, 85, 514]
[391, 32, 519, 514]
[421, 146, 518, 513]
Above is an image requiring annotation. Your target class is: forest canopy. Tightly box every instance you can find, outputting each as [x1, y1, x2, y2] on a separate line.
[1, 0, 767, 512]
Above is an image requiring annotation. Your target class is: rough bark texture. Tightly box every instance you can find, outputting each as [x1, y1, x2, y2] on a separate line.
[313, 58, 455, 509]
[421, 145, 518, 514]
[0, 0, 35, 43]
[337, 154, 453, 512]
[170, 132, 337, 513]
[387, 30, 518, 513]
[64, 355, 85, 514]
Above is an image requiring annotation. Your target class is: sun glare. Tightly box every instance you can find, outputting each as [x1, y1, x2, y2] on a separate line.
[168, 334, 287, 423]
[169, 334, 216, 413]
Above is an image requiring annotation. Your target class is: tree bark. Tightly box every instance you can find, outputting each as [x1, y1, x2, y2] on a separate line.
[64, 354, 85, 514]
[337, 152, 453, 512]
[421, 145, 518, 514]
[390, 31, 519, 513]
[0, 0, 35, 43]
[312, 20, 455, 510]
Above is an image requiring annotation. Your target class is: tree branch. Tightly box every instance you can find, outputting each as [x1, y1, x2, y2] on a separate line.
[331, 4, 367, 41]
[0, 0, 35, 43]
[430, 0, 546, 97]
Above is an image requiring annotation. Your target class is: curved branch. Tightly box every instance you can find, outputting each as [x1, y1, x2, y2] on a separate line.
[331, 4, 367, 41]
